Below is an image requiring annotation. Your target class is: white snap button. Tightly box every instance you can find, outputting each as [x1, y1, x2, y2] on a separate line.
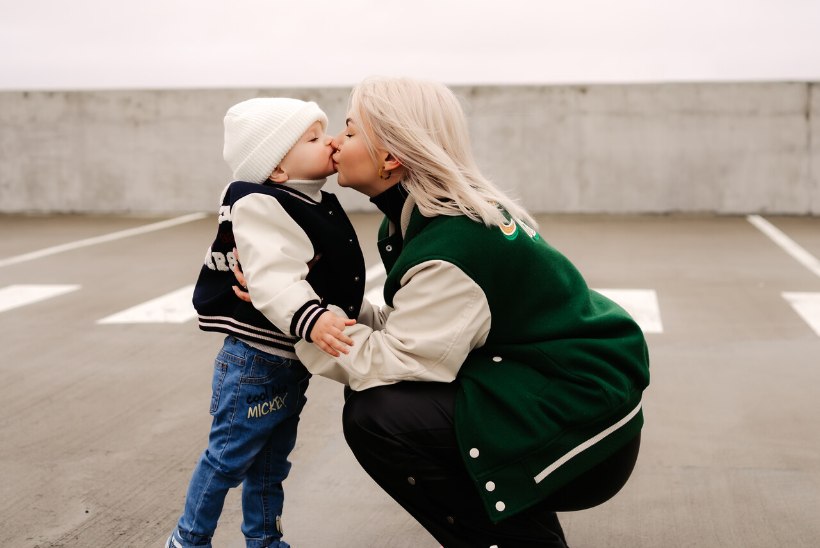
[469, 448, 479, 458]
[495, 501, 506, 512]
[485, 481, 495, 492]
[492, 356, 502, 363]
[385, 245, 393, 252]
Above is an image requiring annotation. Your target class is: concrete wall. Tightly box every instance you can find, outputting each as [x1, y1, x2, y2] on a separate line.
[1, 83, 817, 215]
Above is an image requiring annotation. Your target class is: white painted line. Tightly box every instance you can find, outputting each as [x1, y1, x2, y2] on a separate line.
[97, 284, 196, 324]
[595, 288, 664, 334]
[364, 281, 663, 334]
[747, 215, 820, 278]
[782, 292, 820, 337]
[0, 213, 207, 268]
[0, 284, 81, 314]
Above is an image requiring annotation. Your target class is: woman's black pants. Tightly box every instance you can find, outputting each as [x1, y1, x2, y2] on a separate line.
[342, 381, 640, 548]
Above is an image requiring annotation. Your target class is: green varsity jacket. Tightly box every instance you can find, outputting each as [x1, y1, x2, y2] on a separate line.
[381, 208, 650, 522]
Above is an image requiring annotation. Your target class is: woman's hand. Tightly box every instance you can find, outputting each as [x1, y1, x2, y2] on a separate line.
[231, 249, 252, 302]
[310, 311, 356, 357]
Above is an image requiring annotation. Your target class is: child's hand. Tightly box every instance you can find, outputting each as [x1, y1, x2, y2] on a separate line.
[310, 311, 356, 357]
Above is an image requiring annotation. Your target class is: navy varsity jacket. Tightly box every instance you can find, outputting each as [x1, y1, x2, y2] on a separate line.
[193, 179, 366, 357]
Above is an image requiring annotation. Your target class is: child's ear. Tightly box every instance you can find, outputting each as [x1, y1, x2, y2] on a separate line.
[268, 166, 289, 183]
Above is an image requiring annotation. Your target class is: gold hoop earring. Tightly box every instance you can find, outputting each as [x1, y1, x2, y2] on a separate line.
[378, 166, 392, 180]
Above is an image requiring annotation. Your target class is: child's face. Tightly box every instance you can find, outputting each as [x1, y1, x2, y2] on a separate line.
[276, 121, 336, 181]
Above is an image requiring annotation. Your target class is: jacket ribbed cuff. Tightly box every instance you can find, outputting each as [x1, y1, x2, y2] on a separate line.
[291, 301, 327, 342]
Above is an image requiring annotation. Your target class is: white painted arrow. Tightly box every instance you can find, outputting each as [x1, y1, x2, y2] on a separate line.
[97, 285, 196, 324]
[0, 284, 81, 314]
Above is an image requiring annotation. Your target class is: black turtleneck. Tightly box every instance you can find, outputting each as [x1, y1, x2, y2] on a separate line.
[370, 183, 408, 226]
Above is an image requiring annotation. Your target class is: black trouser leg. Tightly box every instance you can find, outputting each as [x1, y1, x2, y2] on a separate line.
[342, 382, 570, 548]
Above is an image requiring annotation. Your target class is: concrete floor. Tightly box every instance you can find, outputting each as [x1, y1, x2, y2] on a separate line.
[0, 212, 818, 547]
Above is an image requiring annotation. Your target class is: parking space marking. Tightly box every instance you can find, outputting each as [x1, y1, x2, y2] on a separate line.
[782, 292, 820, 337]
[96, 266, 393, 325]
[97, 285, 196, 324]
[366, 284, 663, 334]
[748, 216, 820, 337]
[596, 289, 664, 334]
[747, 215, 820, 278]
[0, 213, 207, 268]
[0, 284, 81, 314]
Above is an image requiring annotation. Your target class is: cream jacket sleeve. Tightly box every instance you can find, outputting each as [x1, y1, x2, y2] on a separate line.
[232, 193, 323, 339]
[295, 260, 491, 390]
[355, 296, 391, 330]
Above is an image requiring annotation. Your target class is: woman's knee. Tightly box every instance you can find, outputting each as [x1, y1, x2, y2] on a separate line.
[342, 384, 429, 456]
[342, 382, 459, 465]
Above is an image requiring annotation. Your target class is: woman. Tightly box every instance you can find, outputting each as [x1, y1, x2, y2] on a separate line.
[239, 76, 650, 547]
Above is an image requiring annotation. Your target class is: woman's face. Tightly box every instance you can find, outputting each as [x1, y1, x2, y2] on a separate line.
[332, 115, 389, 197]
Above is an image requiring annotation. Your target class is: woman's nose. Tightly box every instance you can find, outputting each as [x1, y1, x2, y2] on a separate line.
[330, 134, 341, 150]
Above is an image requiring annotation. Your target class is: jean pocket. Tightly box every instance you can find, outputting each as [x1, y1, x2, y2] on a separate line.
[241, 353, 292, 385]
[210, 360, 229, 415]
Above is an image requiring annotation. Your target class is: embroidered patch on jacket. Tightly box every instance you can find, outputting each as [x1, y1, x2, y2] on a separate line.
[498, 217, 539, 241]
[499, 218, 518, 239]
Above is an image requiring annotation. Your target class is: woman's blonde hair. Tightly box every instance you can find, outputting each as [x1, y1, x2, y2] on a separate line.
[350, 76, 537, 229]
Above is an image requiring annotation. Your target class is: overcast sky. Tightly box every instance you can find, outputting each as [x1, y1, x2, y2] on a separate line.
[1, 0, 819, 91]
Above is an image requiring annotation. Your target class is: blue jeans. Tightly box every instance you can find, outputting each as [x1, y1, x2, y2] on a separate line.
[173, 336, 310, 548]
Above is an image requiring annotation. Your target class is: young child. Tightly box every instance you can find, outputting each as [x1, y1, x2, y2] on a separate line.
[167, 98, 366, 548]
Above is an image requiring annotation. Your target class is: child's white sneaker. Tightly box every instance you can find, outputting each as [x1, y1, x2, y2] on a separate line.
[164, 532, 183, 548]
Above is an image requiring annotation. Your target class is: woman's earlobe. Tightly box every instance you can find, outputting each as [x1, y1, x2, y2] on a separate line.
[383, 153, 402, 171]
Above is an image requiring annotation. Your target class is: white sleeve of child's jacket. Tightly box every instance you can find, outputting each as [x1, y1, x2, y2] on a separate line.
[231, 193, 325, 340]
[295, 260, 491, 390]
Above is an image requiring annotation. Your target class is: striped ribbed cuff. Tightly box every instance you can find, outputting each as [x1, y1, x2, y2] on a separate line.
[291, 301, 327, 342]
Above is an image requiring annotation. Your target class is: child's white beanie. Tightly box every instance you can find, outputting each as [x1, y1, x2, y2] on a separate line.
[223, 97, 328, 183]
